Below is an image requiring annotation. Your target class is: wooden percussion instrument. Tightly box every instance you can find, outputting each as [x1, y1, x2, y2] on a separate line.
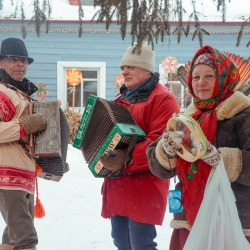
[29, 101, 70, 181]
[166, 113, 207, 162]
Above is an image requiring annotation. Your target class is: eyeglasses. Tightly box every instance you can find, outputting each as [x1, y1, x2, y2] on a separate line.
[4, 57, 28, 64]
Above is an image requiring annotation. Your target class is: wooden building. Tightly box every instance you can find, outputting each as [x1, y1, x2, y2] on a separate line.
[0, 19, 249, 111]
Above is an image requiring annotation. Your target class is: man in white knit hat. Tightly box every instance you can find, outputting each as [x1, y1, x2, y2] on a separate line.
[99, 43, 180, 250]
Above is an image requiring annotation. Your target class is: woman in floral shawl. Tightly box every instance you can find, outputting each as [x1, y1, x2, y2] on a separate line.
[147, 45, 250, 249]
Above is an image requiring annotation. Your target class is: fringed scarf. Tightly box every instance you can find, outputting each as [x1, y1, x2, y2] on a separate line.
[177, 45, 240, 226]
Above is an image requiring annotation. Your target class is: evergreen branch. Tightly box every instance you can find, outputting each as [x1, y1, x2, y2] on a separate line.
[42, 0, 46, 11]
[173, 26, 184, 44]
[198, 29, 203, 47]
[192, 27, 199, 41]
[216, 0, 223, 11]
[120, 0, 128, 40]
[165, 20, 170, 36]
[161, 27, 165, 42]
[29, 0, 50, 37]
[130, 0, 139, 43]
[92, 0, 110, 23]
[185, 22, 190, 36]
[91, 9, 102, 23]
[192, 27, 210, 47]
[21, 1, 26, 38]
[222, 0, 226, 22]
[44, 0, 51, 33]
[0, 0, 249, 50]
[14, 0, 19, 18]
[200, 28, 210, 36]
[236, 19, 246, 47]
[78, 0, 84, 37]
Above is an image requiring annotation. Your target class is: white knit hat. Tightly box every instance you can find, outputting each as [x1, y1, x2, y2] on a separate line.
[120, 43, 155, 73]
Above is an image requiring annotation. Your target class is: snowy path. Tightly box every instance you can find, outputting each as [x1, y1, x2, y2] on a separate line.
[0, 145, 174, 249]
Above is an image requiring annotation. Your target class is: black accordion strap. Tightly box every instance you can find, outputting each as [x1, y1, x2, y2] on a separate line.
[124, 126, 138, 166]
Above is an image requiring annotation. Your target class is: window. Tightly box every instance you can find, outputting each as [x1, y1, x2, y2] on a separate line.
[57, 61, 106, 112]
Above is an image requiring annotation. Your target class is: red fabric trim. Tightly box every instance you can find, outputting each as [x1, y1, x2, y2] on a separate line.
[0, 91, 16, 121]
[0, 166, 35, 193]
[20, 124, 27, 137]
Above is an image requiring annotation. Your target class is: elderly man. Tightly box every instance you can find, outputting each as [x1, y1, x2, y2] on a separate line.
[0, 38, 46, 250]
[99, 43, 180, 249]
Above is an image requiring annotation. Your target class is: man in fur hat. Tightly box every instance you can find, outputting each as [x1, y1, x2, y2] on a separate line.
[99, 43, 180, 249]
[0, 38, 46, 250]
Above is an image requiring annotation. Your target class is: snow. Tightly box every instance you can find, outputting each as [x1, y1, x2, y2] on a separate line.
[0, 144, 175, 249]
[0, 0, 249, 22]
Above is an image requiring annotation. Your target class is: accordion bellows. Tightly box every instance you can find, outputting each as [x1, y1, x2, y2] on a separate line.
[73, 95, 146, 178]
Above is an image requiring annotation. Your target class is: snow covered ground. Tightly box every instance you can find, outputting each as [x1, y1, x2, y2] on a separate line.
[0, 145, 175, 250]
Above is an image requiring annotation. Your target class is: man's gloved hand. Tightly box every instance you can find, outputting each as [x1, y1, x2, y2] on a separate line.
[19, 114, 46, 135]
[99, 149, 127, 173]
[162, 131, 184, 157]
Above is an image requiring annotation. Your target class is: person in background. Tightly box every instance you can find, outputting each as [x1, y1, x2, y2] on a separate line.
[98, 42, 180, 250]
[147, 45, 250, 249]
[0, 38, 46, 250]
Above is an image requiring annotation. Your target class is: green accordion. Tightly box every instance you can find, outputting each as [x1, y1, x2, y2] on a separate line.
[73, 95, 146, 178]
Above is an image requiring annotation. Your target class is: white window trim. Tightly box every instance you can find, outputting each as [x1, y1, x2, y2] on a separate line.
[57, 61, 106, 110]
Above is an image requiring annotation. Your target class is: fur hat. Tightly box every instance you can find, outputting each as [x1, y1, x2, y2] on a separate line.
[0, 38, 34, 64]
[120, 43, 155, 73]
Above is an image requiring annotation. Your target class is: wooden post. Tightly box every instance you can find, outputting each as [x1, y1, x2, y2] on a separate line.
[72, 85, 75, 112]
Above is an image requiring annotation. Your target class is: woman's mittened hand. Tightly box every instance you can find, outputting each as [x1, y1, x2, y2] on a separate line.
[202, 141, 221, 168]
[162, 131, 184, 157]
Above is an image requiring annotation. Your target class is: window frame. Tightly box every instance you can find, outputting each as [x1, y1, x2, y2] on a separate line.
[57, 61, 106, 111]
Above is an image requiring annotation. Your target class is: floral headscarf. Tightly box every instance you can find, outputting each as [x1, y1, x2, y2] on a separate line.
[187, 45, 240, 111]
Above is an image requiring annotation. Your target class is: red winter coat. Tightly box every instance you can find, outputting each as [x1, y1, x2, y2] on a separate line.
[101, 74, 180, 225]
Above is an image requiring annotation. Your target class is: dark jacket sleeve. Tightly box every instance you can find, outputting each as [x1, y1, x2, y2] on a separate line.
[217, 106, 250, 186]
[146, 138, 175, 179]
[235, 108, 250, 186]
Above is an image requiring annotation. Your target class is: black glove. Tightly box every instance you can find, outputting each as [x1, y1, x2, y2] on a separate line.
[19, 114, 46, 134]
[99, 149, 127, 173]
